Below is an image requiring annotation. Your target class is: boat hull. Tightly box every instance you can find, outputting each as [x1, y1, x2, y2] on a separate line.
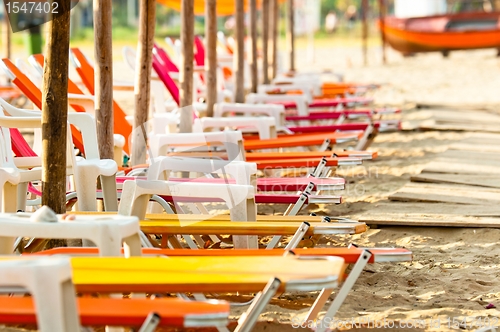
[381, 12, 500, 54]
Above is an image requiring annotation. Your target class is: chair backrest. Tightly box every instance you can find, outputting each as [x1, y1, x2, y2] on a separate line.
[152, 52, 180, 106]
[153, 44, 179, 73]
[0, 98, 39, 158]
[0, 98, 76, 171]
[0, 58, 86, 155]
[29, 54, 89, 115]
[217, 31, 234, 55]
[193, 36, 205, 67]
[69, 48, 133, 154]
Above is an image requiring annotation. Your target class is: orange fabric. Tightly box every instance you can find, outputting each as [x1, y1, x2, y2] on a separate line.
[246, 150, 378, 160]
[253, 157, 339, 169]
[243, 131, 363, 150]
[2, 58, 86, 154]
[30, 247, 412, 265]
[70, 48, 133, 154]
[0, 296, 229, 327]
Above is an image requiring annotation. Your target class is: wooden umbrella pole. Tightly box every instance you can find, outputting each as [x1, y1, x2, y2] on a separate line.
[270, 0, 278, 78]
[41, 0, 71, 213]
[94, 0, 114, 160]
[234, 0, 245, 102]
[362, 0, 368, 66]
[205, 0, 217, 117]
[262, 0, 270, 84]
[179, 0, 194, 131]
[378, 0, 387, 64]
[3, 16, 11, 62]
[2, 16, 11, 84]
[131, 0, 156, 165]
[287, 0, 295, 72]
[250, 0, 258, 92]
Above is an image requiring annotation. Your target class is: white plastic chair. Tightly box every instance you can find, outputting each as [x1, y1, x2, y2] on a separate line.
[214, 102, 288, 132]
[0, 207, 141, 256]
[246, 93, 310, 116]
[118, 179, 257, 249]
[0, 256, 80, 332]
[0, 98, 118, 212]
[148, 131, 246, 162]
[193, 116, 277, 139]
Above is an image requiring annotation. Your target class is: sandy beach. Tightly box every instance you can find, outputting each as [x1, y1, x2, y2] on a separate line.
[2, 43, 500, 331]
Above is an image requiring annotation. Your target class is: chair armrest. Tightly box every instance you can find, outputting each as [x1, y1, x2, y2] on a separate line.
[14, 157, 42, 168]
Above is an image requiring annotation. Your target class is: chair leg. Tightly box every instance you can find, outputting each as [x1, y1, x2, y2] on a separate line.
[100, 175, 118, 211]
[138, 312, 161, 332]
[308, 250, 373, 332]
[16, 182, 28, 212]
[233, 278, 281, 332]
[3, 182, 18, 213]
[284, 222, 310, 249]
[355, 124, 374, 151]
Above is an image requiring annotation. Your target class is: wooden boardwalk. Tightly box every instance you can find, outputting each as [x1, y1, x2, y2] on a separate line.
[349, 132, 500, 228]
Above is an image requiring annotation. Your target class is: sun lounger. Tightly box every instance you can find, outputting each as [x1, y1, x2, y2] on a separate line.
[0, 254, 344, 331]
[31, 246, 412, 326]
[5, 254, 344, 331]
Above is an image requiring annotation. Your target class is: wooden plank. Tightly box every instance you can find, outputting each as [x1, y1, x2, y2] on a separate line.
[205, 0, 217, 117]
[426, 156, 499, 167]
[348, 202, 500, 227]
[41, 0, 71, 213]
[419, 119, 500, 133]
[461, 137, 500, 145]
[234, 0, 245, 103]
[428, 110, 500, 123]
[411, 173, 500, 189]
[440, 150, 500, 161]
[389, 183, 500, 205]
[422, 159, 500, 175]
[94, 0, 114, 160]
[450, 143, 500, 154]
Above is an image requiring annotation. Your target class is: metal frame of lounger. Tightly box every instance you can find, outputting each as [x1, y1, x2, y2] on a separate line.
[137, 220, 366, 250]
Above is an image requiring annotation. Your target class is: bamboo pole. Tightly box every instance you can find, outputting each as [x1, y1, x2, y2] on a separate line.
[286, 0, 294, 72]
[3, 16, 11, 61]
[94, 0, 114, 160]
[234, 0, 245, 102]
[362, 0, 368, 66]
[179, 0, 194, 131]
[131, 0, 156, 165]
[378, 0, 387, 64]
[2, 16, 11, 85]
[262, 0, 270, 84]
[270, 0, 278, 79]
[249, 0, 258, 92]
[205, 0, 217, 117]
[41, 0, 71, 213]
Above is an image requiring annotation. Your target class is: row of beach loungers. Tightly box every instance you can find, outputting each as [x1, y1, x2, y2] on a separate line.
[0, 39, 412, 331]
